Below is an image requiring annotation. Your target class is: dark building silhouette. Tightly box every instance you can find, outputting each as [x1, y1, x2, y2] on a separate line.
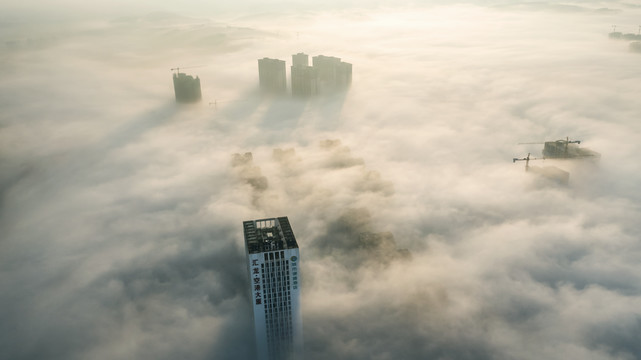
[623, 33, 641, 40]
[542, 139, 600, 159]
[608, 26, 641, 41]
[173, 72, 202, 103]
[312, 55, 352, 94]
[610, 32, 641, 40]
[291, 53, 318, 97]
[609, 31, 623, 39]
[258, 58, 287, 94]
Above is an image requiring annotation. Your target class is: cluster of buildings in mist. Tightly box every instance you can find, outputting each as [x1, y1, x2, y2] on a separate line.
[168, 50, 607, 360]
[171, 52, 352, 103]
[513, 138, 601, 186]
[169, 54, 341, 360]
[608, 26, 641, 53]
[168, 53, 351, 357]
[259, 53, 352, 97]
[510, 28, 634, 185]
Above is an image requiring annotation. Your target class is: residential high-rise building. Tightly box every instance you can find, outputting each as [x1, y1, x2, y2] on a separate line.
[244, 217, 303, 360]
[312, 55, 352, 93]
[291, 53, 309, 68]
[172, 72, 202, 103]
[291, 53, 318, 97]
[258, 58, 287, 94]
[336, 61, 353, 89]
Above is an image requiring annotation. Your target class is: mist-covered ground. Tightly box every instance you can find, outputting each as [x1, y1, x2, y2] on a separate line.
[2, 1, 641, 359]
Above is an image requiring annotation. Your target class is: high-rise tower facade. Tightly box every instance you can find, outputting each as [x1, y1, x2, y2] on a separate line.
[243, 217, 302, 360]
[291, 53, 318, 98]
[258, 58, 287, 94]
[312, 55, 352, 93]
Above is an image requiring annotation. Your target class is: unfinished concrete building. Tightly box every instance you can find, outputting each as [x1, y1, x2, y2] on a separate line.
[542, 139, 600, 159]
[173, 72, 202, 103]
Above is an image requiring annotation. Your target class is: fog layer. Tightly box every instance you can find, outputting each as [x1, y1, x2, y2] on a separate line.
[1, 2, 641, 360]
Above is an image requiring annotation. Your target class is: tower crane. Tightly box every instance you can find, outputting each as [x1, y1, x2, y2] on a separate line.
[513, 153, 544, 171]
[561, 136, 581, 154]
[170, 65, 204, 74]
[518, 137, 581, 146]
[518, 137, 582, 157]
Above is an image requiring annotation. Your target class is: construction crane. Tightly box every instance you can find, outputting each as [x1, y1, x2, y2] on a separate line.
[170, 65, 204, 74]
[518, 137, 582, 158]
[513, 153, 544, 170]
[513, 153, 572, 184]
[518, 137, 581, 145]
[563, 137, 580, 152]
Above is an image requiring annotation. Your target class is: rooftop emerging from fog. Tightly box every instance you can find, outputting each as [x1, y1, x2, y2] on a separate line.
[244, 217, 299, 254]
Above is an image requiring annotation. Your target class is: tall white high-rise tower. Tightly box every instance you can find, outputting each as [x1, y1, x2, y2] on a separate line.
[243, 217, 303, 360]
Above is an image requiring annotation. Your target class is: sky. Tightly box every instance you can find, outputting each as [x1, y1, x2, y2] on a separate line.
[1, 1, 641, 359]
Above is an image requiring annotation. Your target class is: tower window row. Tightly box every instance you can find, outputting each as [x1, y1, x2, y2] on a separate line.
[264, 251, 286, 261]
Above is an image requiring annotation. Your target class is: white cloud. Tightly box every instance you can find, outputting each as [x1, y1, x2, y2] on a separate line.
[1, 2, 641, 359]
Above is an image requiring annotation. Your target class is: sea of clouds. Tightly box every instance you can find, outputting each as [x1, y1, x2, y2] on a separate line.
[1, 1, 641, 359]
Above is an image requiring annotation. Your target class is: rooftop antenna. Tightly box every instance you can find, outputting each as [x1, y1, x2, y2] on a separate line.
[612, 25, 617, 32]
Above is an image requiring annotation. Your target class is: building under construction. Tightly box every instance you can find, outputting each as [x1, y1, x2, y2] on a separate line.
[513, 153, 569, 185]
[173, 72, 202, 103]
[542, 139, 600, 159]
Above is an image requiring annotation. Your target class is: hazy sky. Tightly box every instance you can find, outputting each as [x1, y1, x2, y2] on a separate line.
[2, 1, 641, 360]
